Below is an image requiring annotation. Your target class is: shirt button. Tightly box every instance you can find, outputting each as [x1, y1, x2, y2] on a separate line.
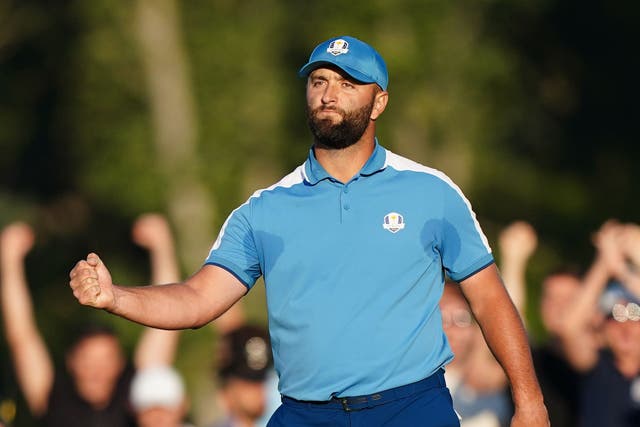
[343, 187, 349, 194]
[343, 204, 350, 210]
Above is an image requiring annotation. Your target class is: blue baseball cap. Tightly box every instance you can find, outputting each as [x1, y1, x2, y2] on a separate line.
[599, 280, 640, 313]
[298, 36, 388, 91]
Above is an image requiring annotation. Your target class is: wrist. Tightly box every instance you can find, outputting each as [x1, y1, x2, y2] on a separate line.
[511, 386, 545, 409]
[105, 284, 123, 314]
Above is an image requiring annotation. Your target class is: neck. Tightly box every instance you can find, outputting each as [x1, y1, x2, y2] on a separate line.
[314, 129, 376, 183]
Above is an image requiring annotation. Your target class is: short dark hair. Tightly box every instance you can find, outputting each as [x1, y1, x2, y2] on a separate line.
[65, 323, 119, 354]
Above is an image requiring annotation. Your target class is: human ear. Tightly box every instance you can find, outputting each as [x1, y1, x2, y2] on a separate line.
[370, 91, 388, 121]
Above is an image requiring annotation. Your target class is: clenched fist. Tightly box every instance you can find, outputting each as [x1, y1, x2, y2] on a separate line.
[69, 253, 116, 310]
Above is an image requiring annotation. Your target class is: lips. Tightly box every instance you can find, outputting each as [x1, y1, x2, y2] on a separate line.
[315, 108, 343, 120]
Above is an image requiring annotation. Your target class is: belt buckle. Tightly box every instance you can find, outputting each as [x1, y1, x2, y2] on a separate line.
[339, 396, 373, 411]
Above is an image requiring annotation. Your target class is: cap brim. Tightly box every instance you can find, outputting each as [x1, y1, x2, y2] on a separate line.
[298, 61, 377, 86]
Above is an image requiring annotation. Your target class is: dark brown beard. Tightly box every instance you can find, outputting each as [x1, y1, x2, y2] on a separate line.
[307, 101, 374, 150]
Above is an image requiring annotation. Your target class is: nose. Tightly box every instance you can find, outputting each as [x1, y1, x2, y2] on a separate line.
[321, 82, 338, 104]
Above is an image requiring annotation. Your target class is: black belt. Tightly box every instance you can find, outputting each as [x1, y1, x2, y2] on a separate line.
[281, 369, 446, 412]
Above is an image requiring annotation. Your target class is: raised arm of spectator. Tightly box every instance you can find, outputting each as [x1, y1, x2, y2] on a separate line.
[498, 221, 538, 323]
[616, 222, 640, 298]
[0, 223, 53, 416]
[130, 214, 183, 369]
[621, 223, 640, 268]
[559, 220, 620, 372]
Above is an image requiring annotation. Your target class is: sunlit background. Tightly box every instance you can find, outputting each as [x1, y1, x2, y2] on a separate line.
[1, 0, 638, 425]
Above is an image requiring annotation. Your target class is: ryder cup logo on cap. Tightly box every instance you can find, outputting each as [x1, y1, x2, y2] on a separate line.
[298, 35, 389, 90]
[327, 39, 350, 56]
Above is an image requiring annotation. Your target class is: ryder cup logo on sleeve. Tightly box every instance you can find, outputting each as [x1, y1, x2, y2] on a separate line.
[383, 212, 405, 233]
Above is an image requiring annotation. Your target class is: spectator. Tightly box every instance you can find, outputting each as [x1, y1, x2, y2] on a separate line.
[208, 324, 273, 427]
[498, 220, 582, 426]
[0, 213, 182, 426]
[208, 309, 279, 427]
[530, 269, 583, 427]
[130, 365, 194, 427]
[559, 220, 640, 427]
[1, 221, 133, 426]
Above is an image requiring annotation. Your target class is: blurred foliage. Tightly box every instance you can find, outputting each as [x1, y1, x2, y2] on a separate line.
[1, 0, 639, 425]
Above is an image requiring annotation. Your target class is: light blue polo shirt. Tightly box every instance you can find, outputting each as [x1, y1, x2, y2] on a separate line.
[205, 140, 493, 401]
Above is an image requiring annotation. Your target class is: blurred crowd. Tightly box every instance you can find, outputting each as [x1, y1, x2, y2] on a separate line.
[440, 219, 640, 427]
[1, 215, 639, 426]
[0, 214, 277, 427]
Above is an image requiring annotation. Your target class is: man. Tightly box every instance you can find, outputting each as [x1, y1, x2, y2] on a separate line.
[209, 324, 273, 427]
[498, 221, 582, 427]
[1, 214, 181, 426]
[0, 222, 135, 427]
[531, 270, 582, 427]
[69, 35, 548, 426]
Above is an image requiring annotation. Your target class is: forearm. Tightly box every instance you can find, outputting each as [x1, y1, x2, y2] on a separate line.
[499, 258, 527, 317]
[560, 256, 608, 344]
[9, 330, 53, 416]
[565, 256, 609, 328]
[149, 246, 180, 285]
[483, 312, 542, 408]
[1, 262, 39, 341]
[461, 266, 545, 410]
[134, 326, 180, 368]
[472, 288, 543, 407]
[109, 264, 247, 330]
[72, 257, 247, 330]
[614, 268, 640, 299]
[497, 221, 537, 320]
[1, 259, 54, 415]
[109, 282, 213, 329]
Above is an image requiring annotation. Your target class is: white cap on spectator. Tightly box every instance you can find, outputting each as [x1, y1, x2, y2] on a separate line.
[130, 365, 185, 410]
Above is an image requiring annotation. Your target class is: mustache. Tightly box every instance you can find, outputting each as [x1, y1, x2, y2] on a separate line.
[312, 105, 346, 116]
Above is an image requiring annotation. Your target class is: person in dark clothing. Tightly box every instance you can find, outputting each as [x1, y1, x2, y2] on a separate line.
[559, 220, 640, 427]
[531, 271, 583, 427]
[1, 214, 182, 426]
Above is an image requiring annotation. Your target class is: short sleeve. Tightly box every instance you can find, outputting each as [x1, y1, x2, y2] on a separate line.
[205, 204, 262, 289]
[439, 181, 494, 282]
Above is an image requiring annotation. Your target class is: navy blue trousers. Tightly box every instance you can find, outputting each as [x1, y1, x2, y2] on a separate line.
[267, 370, 460, 427]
